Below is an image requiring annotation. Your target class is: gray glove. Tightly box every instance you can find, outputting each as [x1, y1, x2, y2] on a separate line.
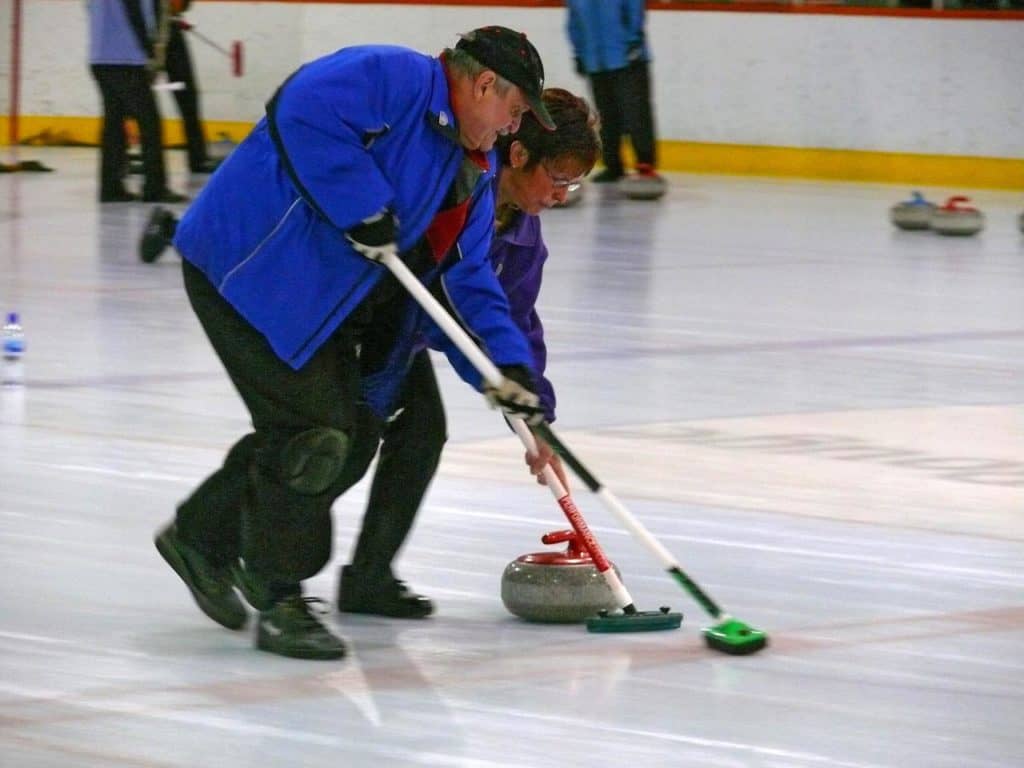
[484, 365, 544, 426]
[345, 210, 398, 262]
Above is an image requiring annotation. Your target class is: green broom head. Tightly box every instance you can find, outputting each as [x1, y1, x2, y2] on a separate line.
[703, 617, 768, 655]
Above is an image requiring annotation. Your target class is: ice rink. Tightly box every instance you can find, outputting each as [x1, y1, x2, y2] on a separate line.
[1, 148, 1022, 767]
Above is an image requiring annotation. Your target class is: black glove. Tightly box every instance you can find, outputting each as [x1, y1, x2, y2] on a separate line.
[346, 210, 398, 262]
[573, 57, 585, 77]
[484, 365, 544, 426]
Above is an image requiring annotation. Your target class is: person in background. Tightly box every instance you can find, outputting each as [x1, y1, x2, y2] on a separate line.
[566, 0, 664, 190]
[336, 88, 601, 619]
[153, 26, 555, 661]
[87, 0, 188, 202]
[164, 0, 222, 173]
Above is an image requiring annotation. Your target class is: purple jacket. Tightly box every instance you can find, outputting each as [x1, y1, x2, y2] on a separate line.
[485, 208, 556, 422]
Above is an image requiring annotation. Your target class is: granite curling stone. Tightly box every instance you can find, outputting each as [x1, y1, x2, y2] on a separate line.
[501, 529, 619, 623]
[931, 196, 984, 236]
[889, 191, 936, 230]
[620, 164, 667, 201]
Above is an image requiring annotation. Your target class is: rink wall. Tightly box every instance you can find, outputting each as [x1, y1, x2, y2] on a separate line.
[2, 1, 1022, 187]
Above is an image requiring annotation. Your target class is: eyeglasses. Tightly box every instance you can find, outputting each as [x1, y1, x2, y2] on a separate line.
[542, 163, 583, 191]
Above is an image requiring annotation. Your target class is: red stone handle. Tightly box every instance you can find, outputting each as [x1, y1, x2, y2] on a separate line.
[541, 529, 589, 559]
[941, 196, 977, 212]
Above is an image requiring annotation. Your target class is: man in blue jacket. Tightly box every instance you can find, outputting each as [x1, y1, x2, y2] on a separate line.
[154, 26, 556, 660]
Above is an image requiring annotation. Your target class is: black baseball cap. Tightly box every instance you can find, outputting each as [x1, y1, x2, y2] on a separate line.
[455, 26, 555, 131]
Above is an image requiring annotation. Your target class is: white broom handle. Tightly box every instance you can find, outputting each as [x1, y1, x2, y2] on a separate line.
[381, 252, 504, 389]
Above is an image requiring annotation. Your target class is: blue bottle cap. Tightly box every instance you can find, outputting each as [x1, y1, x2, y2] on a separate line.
[5, 312, 17, 324]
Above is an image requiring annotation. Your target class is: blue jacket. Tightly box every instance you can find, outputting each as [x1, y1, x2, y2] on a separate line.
[88, 0, 155, 66]
[173, 45, 533, 377]
[566, 0, 649, 75]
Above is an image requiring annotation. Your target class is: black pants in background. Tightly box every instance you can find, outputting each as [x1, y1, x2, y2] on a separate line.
[589, 59, 658, 175]
[176, 261, 382, 593]
[90, 64, 167, 199]
[165, 25, 209, 171]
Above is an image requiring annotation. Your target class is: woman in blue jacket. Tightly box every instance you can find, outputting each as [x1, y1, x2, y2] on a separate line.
[336, 89, 601, 619]
[153, 27, 556, 661]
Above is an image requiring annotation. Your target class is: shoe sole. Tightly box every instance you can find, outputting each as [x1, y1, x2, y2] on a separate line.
[337, 602, 433, 619]
[155, 532, 248, 631]
[256, 637, 347, 660]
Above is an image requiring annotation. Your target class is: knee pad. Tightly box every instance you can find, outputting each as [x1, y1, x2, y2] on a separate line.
[279, 427, 350, 495]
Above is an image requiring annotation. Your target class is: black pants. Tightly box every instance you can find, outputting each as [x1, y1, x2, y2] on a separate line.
[589, 59, 658, 174]
[348, 350, 447, 583]
[90, 64, 168, 198]
[165, 25, 209, 170]
[176, 261, 382, 591]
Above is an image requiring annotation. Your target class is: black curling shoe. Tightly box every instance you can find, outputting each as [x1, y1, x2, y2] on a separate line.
[154, 523, 248, 630]
[257, 596, 347, 660]
[337, 565, 434, 619]
[139, 206, 177, 263]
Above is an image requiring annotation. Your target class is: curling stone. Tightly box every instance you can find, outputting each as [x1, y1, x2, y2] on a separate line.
[889, 191, 935, 230]
[620, 164, 667, 201]
[931, 196, 984, 236]
[501, 529, 619, 623]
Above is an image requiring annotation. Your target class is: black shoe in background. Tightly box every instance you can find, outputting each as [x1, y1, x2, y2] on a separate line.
[139, 206, 178, 263]
[337, 565, 434, 619]
[142, 189, 189, 204]
[154, 522, 248, 630]
[189, 157, 223, 174]
[100, 189, 139, 203]
[257, 596, 347, 660]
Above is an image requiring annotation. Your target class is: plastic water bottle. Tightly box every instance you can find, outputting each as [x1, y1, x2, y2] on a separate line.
[2, 312, 26, 386]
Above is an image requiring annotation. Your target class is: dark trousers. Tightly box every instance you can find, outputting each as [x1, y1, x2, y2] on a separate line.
[349, 350, 447, 582]
[90, 64, 168, 198]
[590, 59, 658, 174]
[165, 25, 209, 170]
[176, 261, 382, 591]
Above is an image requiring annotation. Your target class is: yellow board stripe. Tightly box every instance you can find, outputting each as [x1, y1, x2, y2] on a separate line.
[658, 140, 1024, 190]
[4, 115, 1022, 189]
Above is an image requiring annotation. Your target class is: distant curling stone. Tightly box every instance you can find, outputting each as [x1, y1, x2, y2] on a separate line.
[931, 196, 984, 237]
[889, 191, 936, 230]
[620, 163, 667, 201]
[501, 530, 619, 623]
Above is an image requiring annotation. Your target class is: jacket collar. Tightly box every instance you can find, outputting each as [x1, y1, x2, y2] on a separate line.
[427, 54, 461, 144]
[493, 175, 538, 247]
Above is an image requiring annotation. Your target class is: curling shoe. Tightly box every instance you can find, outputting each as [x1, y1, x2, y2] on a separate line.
[189, 157, 223, 174]
[337, 565, 434, 619]
[142, 188, 189, 204]
[100, 189, 139, 203]
[139, 206, 177, 263]
[257, 596, 347, 660]
[154, 523, 248, 630]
